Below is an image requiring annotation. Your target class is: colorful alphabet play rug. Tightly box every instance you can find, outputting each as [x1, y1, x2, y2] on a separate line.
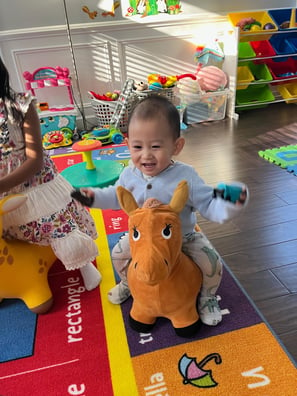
[1, 144, 296, 395]
[258, 144, 297, 175]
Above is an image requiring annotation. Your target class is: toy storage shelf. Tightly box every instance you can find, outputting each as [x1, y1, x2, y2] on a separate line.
[229, 9, 297, 114]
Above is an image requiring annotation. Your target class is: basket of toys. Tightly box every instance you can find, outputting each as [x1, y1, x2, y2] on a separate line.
[133, 73, 199, 104]
[90, 88, 137, 132]
[135, 87, 176, 103]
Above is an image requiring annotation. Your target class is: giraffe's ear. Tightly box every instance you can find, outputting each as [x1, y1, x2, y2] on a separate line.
[0, 195, 27, 215]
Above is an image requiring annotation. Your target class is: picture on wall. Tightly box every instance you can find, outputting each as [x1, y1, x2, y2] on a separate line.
[123, 0, 182, 18]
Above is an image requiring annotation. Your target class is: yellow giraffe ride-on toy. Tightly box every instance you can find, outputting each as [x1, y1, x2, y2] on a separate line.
[0, 195, 56, 314]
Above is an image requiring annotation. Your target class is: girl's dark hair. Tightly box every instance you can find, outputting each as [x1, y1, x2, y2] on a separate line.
[0, 57, 23, 125]
[128, 95, 180, 139]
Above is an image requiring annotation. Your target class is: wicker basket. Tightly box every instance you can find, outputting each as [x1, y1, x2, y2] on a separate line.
[135, 87, 176, 103]
[91, 94, 138, 132]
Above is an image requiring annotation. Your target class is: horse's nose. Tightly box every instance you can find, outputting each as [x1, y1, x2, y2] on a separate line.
[135, 258, 169, 284]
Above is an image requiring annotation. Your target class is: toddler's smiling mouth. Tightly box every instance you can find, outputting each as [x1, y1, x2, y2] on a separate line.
[142, 163, 156, 168]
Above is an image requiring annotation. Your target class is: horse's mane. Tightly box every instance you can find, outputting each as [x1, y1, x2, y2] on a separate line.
[142, 198, 163, 209]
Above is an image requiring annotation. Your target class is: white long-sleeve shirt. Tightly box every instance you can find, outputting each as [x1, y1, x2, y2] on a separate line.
[92, 161, 248, 235]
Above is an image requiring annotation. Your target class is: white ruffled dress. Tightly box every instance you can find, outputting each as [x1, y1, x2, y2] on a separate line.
[0, 93, 98, 270]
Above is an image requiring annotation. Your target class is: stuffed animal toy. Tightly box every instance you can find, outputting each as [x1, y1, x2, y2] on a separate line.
[134, 81, 148, 91]
[0, 195, 56, 314]
[116, 180, 203, 337]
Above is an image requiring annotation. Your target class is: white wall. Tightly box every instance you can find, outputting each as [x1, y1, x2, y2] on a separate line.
[0, 1, 295, 129]
[1, 1, 294, 30]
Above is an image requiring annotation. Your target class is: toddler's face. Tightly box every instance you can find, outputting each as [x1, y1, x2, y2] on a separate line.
[127, 116, 183, 177]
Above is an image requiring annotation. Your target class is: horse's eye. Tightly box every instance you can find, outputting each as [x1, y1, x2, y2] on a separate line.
[132, 226, 140, 241]
[162, 224, 172, 239]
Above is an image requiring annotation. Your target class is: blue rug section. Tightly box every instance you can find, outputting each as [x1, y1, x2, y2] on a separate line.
[0, 299, 37, 363]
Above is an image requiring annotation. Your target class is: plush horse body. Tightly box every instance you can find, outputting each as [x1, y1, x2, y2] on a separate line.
[0, 195, 56, 314]
[117, 180, 203, 337]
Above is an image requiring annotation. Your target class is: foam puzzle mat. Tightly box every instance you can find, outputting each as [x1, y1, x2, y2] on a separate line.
[258, 145, 297, 175]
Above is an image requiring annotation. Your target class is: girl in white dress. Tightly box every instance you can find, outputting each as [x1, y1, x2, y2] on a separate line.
[0, 57, 101, 291]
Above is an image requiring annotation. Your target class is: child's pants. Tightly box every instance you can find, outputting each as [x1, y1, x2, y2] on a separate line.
[111, 230, 223, 296]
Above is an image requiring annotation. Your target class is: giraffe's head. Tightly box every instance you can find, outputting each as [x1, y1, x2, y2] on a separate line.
[0, 195, 27, 236]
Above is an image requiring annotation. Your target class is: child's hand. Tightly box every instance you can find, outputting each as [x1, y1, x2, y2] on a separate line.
[71, 188, 94, 207]
[215, 183, 248, 205]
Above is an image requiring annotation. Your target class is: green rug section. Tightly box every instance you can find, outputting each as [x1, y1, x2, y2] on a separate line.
[258, 145, 297, 169]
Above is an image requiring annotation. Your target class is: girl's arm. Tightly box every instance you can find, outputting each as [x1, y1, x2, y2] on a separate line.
[0, 102, 44, 193]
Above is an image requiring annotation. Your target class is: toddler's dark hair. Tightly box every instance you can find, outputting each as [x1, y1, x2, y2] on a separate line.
[128, 95, 180, 139]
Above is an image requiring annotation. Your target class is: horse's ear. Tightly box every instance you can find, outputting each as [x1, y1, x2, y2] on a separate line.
[169, 180, 189, 213]
[116, 186, 139, 215]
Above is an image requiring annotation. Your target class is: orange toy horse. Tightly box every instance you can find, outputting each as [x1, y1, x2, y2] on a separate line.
[116, 180, 203, 337]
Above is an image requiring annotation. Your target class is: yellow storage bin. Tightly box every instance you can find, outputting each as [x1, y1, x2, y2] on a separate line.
[277, 83, 297, 103]
[237, 66, 254, 89]
[228, 11, 278, 42]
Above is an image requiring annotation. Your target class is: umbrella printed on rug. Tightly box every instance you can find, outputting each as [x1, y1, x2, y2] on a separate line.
[178, 352, 222, 388]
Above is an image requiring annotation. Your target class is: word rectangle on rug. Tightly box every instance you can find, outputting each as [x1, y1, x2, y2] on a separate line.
[1, 148, 296, 395]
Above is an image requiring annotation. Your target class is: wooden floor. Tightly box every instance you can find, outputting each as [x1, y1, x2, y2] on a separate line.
[178, 102, 297, 364]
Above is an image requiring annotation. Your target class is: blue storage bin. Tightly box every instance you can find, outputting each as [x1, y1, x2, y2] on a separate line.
[287, 36, 297, 52]
[269, 34, 295, 59]
[268, 8, 296, 30]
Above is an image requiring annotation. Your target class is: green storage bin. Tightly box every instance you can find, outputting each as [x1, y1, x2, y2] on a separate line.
[242, 61, 273, 88]
[236, 85, 275, 111]
[238, 42, 256, 59]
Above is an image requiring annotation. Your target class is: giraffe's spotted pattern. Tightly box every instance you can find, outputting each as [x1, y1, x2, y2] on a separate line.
[0, 245, 14, 266]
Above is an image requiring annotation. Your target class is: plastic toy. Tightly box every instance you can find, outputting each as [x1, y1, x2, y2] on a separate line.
[39, 102, 49, 111]
[82, 126, 124, 145]
[39, 113, 77, 138]
[194, 40, 225, 71]
[89, 78, 137, 135]
[133, 81, 148, 91]
[196, 66, 228, 92]
[147, 73, 196, 89]
[42, 130, 73, 150]
[88, 90, 119, 101]
[116, 180, 203, 337]
[23, 66, 74, 105]
[0, 195, 56, 314]
[23, 66, 77, 148]
[61, 139, 123, 188]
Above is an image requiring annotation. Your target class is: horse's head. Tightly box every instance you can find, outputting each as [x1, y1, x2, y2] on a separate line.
[117, 181, 188, 285]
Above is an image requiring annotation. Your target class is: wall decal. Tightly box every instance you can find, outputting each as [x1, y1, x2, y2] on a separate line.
[82, 5, 98, 19]
[98, 0, 121, 17]
[125, 0, 182, 17]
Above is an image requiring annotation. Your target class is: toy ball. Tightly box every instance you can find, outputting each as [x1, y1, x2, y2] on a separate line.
[196, 66, 227, 92]
[280, 21, 290, 29]
[250, 24, 261, 31]
[264, 22, 276, 30]
[149, 82, 163, 90]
